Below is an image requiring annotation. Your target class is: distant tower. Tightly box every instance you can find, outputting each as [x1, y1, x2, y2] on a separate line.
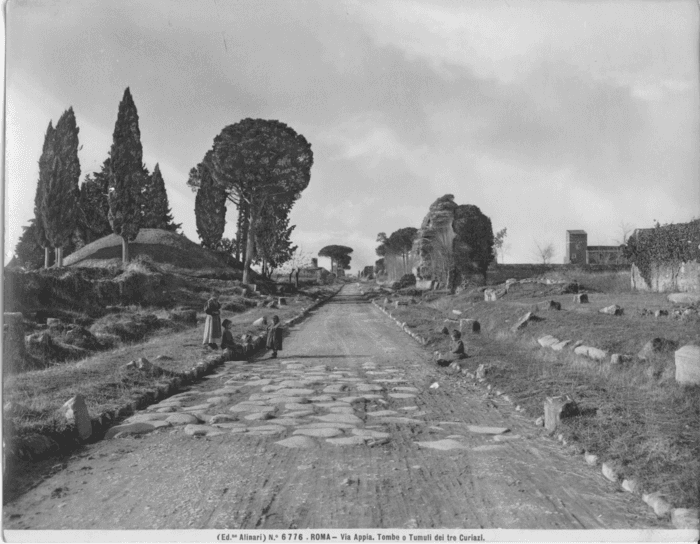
[566, 230, 587, 264]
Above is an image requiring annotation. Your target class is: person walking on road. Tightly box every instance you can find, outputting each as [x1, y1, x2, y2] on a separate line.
[266, 315, 283, 359]
[202, 293, 222, 349]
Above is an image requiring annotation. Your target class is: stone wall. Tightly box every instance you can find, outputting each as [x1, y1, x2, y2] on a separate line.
[631, 261, 700, 293]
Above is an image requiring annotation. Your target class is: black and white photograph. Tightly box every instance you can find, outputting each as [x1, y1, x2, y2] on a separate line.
[2, 0, 700, 541]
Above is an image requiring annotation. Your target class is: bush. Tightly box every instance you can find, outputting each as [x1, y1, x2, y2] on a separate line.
[392, 273, 416, 290]
[61, 326, 103, 351]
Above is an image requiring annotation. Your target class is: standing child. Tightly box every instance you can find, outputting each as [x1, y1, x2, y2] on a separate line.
[266, 315, 283, 359]
[221, 319, 235, 359]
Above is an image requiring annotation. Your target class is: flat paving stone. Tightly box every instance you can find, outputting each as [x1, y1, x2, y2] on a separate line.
[352, 429, 390, 439]
[388, 393, 416, 399]
[261, 385, 286, 392]
[212, 422, 247, 429]
[416, 439, 468, 451]
[285, 364, 305, 371]
[183, 424, 222, 437]
[296, 422, 358, 430]
[313, 413, 363, 425]
[375, 379, 407, 384]
[338, 396, 363, 404]
[248, 394, 274, 401]
[247, 425, 287, 436]
[183, 403, 214, 412]
[244, 412, 275, 421]
[210, 414, 237, 424]
[280, 360, 302, 365]
[399, 406, 418, 411]
[366, 410, 398, 417]
[313, 402, 349, 408]
[323, 384, 347, 393]
[267, 397, 310, 405]
[283, 410, 315, 418]
[271, 388, 315, 397]
[329, 407, 356, 414]
[374, 417, 423, 425]
[277, 380, 308, 388]
[356, 384, 384, 392]
[209, 387, 240, 395]
[229, 427, 249, 434]
[156, 407, 178, 413]
[243, 379, 273, 386]
[472, 444, 507, 452]
[229, 404, 276, 413]
[269, 418, 305, 426]
[466, 425, 510, 435]
[326, 436, 368, 446]
[285, 403, 313, 411]
[493, 434, 521, 442]
[293, 428, 343, 438]
[393, 387, 419, 393]
[361, 394, 383, 400]
[165, 413, 201, 425]
[309, 395, 334, 402]
[238, 400, 268, 406]
[125, 413, 171, 423]
[105, 422, 160, 439]
[206, 396, 231, 404]
[274, 436, 318, 449]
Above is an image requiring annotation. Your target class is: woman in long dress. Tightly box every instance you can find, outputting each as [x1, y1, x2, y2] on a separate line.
[202, 294, 222, 349]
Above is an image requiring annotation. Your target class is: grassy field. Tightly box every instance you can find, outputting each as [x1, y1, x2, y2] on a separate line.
[368, 274, 700, 509]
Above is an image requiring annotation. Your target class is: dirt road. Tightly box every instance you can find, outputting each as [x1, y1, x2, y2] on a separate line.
[4, 285, 662, 530]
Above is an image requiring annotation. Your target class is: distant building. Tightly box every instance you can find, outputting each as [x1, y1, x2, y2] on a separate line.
[565, 230, 626, 265]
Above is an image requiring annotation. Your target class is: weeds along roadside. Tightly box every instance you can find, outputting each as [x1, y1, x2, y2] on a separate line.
[4, 285, 336, 441]
[372, 286, 700, 511]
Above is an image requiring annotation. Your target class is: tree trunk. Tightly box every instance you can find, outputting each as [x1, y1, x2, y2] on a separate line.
[55, 247, 63, 268]
[295, 272, 299, 289]
[242, 208, 255, 285]
[44, 247, 50, 269]
[122, 237, 130, 263]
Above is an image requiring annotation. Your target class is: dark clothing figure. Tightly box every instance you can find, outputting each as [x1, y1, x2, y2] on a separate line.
[266, 317, 283, 358]
[202, 297, 222, 348]
[221, 329, 236, 350]
[450, 339, 466, 359]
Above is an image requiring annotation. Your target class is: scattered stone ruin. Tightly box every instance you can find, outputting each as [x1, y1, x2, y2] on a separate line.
[565, 230, 626, 265]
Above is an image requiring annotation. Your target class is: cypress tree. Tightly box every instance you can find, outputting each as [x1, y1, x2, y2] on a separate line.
[33, 121, 55, 268]
[141, 163, 180, 231]
[108, 87, 144, 262]
[41, 107, 81, 267]
[78, 165, 112, 245]
[192, 160, 226, 249]
[13, 219, 47, 269]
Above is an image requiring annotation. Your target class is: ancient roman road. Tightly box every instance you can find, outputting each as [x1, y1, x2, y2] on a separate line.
[4, 284, 661, 530]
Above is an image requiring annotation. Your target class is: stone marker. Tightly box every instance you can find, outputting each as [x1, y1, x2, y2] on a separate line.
[642, 492, 672, 517]
[573, 293, 589, 303]
[609, 353, 632, 366]
[61, 394, 92, 440]
[546, 300, 561, 311]
[584, 452, 599, 466]
[671, 508, 699, 530]
[544, 396, 579, 433]
[551, 340, 571, 351]
[667, 293, 700, 304]
[293, 427, 343, 438]
[511, 312, 538, 332]
[599, 305, 624, 316]
[278, 297, 287, 306]
[166, 413, 201, 425]
[637, 338, 679, 361]
[601, 462, 620, 482]
[252, 316, 267, 327]
[574, 345, 608, 361]
[475, 363, 491, 379]
[654, 309, 669, 318]
[484, 288, 506, 302]
[459, 319, 480, 333]
[537, 335, 559, 348]
[621, 479, 639, 494]
[675, 345, 700, 385]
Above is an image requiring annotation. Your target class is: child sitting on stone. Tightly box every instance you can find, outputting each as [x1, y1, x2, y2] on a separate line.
[436, 329, 467, 367]
[220, 319, 236, 359]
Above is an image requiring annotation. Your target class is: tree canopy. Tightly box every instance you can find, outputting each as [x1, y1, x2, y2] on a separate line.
[319, 245, 353, 272]
[202, 118, 313, 283]
[33, 121, 55, 266]
[141, 163, 180, 231]
[190, 156, 227, 249]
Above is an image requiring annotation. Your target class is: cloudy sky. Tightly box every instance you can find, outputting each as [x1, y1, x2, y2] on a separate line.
[5, 0, 700, 271]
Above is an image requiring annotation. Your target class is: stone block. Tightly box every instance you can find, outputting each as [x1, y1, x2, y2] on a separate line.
[621, 479, 639, 494]
[573, 293, 588, 303]
[278, 297, 287, 306]
[547, 300, 561, 311]
[551, 340, 571, 351]
[511, 312, 538, 332]
[599, 304, 624, 316]
[668, 293, 700, 304]
[544, 395, 579, 433]
[475, 363, 491, 379]
[671, 508, 699, 530]
[675, 344, 700, 385]
[574, 345, 608, 361]
[601, 462, 620, 482]
[654, 309, 669, 318]
[459, 319, 480, 333]
[642, 492, 672, 518]
[484, 288, 506, 302]
[61, 394, 92, 441]
[537, 335, 559, 348]
[638, 338, 679, 361]
[609, 353, 632, 366]
[252, 316, 267, 327]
